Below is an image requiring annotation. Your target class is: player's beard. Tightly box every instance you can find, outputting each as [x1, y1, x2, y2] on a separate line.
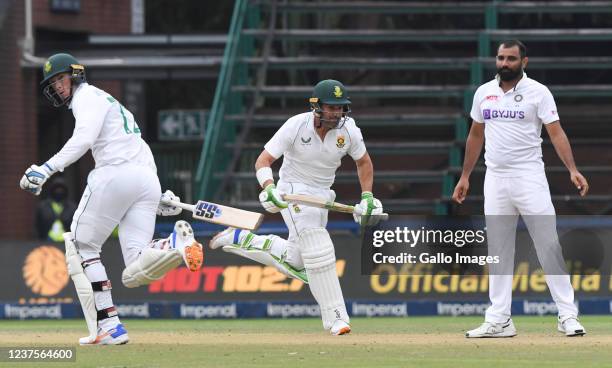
[497, 65, 523, 81]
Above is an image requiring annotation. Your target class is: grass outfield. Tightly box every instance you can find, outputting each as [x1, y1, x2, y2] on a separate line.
[0, 316, 611, 368]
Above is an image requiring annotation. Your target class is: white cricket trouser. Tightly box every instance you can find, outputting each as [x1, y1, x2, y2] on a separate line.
[71, 163, 161, 266]
[276, 181, 336, 269]
[483, 171, 578, 323]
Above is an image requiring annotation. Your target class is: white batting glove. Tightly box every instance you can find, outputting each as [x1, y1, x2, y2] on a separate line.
[258, 184, 288, 213]
[157, 190, 182, 216]
[353, 191, 384, 226]
[19, 163, 55, 196]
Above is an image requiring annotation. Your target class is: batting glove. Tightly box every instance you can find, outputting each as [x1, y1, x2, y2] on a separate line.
[157, 190, 182, 216]
[353, 191, 384, 226]
[19, 163, 55, 196]
[258, 184, 288, 213]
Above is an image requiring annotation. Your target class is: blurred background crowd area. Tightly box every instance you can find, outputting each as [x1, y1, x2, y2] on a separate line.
[2, 0, 612, 240]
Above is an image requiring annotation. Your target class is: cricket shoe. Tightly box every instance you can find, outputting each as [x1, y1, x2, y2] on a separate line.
[330, 319, 351, 336]
[209, 227, 239, 250]
[171, 220, 203, 271]
[465, 319, 517, 338]
[558, 316, 586, 336]
[210, 228, 308, 283]
[79, 323, 129, 345]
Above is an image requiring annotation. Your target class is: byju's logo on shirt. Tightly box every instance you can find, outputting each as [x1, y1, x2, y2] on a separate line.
[483, 109, 525, 120]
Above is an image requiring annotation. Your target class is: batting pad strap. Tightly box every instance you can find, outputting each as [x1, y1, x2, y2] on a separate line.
[91, 280, 112, 292]
[97, 306, 118, 321]
[256, 167, 274, 188]
[302, 247, 336, 270]
[81, 258, 101, 269]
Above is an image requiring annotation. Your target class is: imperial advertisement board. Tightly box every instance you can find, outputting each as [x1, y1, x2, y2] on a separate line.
[2, 219, 611, 307]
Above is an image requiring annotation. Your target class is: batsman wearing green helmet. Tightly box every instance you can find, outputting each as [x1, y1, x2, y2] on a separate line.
[20, 53, 204, 345]
[210, 79, 384, 335]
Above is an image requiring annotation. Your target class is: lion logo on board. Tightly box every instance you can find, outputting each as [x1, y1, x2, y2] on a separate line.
[333, 86, 343, 98]
[44, 61, 52, 74]
[23, 246, 69, 296]
[336, 135, 346, 148]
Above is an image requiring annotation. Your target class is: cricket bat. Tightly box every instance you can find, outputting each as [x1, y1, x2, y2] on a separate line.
[164, 199, 264, 230]
[282, 193, 389, 221]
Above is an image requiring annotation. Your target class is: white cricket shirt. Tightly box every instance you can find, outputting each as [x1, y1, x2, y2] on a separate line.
[264, 112, 367, 188]
[470, 73, 559, 176]
[47, 83, 156, 173]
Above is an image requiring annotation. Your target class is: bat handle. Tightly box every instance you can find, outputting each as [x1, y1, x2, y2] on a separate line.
[351, 208, 390, 221]
[163, 199, 195, 213]
[363, 213, 389, 221]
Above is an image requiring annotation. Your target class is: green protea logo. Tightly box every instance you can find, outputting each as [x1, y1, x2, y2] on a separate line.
[333, 86, 343, 98]
[44, 61, 52, 74]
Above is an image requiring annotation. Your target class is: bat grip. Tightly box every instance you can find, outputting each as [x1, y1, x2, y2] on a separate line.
[163, 199, 195, 213]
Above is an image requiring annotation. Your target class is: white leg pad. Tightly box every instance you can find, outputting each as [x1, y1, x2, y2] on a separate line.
[122, 248, 183, 288]
[63, 232, 98, 344]
[299, 228, 349, 329]
[222, 246, 308, 283]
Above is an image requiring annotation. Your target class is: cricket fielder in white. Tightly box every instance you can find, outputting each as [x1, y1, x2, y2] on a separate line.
[20, 53, 203, 345]
[452, 40, 589, 337]
[210, 79, 383, 335]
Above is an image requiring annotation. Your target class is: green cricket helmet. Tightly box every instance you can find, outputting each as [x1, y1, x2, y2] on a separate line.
[40, 53, 86, 107]
[309, 79, 351, 129]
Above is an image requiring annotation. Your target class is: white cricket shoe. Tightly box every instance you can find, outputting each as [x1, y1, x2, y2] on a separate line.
[79, 323, 129, 345]
[558, 316, 586, 336]
[209, 227, 239, 250]
[465, 319, 517, 338]
[330, 319, 351, 336]
[171, 220, 203, 272]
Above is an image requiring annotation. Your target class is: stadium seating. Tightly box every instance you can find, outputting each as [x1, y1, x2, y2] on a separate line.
[194, 0, 612, 215]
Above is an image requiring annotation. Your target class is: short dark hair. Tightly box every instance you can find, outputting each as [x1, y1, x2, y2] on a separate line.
[498, 40, 527, 59]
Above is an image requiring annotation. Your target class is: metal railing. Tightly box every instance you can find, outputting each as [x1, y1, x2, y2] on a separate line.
[194, 0, 258, 200]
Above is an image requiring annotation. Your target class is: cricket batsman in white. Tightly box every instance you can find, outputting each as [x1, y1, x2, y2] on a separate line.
[20, 53, 203, 345]
[210, 79, 384, 335]
[452, 40, 589, 337]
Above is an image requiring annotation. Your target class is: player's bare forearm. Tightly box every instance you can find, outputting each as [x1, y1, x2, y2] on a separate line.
[545, 122, 578, 173]
[460, 122, 485, 179]
[255, 150, 278, 188]
[355, 152, 374, 192]
[545, 121, 589, 196]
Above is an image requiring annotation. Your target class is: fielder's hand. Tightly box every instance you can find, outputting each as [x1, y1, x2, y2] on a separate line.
[353, 191, 384, 226]
[258, 184, 288, 213]
[157, 190, 182, 216]
[570, 170, 589, 197]
[452, 176, 470, 204]
[19, 163, 54, 196]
